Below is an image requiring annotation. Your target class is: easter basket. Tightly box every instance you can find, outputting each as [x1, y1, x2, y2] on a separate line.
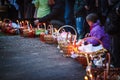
[74, 37, 111, 80]
[19, 21, 28, 36]
[39, 23, 47, 42]
[8, 29, 18, 35]
[22, 22, 35, 38]
[44, 25, 58, 44]
[74, 37, 108, 68]
[35, 23, 46, 36]
[1, 19, 12, 33]
[57, 25, 77, 57]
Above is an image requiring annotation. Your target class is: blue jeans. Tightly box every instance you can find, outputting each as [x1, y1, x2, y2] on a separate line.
[64, 0, 75, 33]
[64, 0, 74, 25]
[76, 17, 84, 39]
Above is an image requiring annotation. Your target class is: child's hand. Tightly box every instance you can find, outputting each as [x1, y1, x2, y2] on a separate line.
[85, 33, 90, 37]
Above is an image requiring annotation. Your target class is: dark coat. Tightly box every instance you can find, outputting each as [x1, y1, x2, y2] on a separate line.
[74, 0, 87, 17]
[85, 0, 97, 13]
[106, 0, 120, 67]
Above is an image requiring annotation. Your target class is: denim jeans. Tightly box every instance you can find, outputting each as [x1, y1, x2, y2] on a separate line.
[76, 17, 84, 39]
[64, 0, 75, 25]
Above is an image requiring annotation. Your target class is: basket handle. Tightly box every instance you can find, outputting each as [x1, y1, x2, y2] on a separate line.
[37, 23, 46, 30]
[47, 24, 54, 35]
[57, 25, 77, 44]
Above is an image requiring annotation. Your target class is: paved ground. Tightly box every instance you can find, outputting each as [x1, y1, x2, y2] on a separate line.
[0, 35, 85, 80]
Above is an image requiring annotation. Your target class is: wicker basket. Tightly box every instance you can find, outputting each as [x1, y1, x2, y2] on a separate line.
[90, 68, 120, 80]
[107, 68, 120, 80]
[23, 29, 35, 38]
[35, 23, 46, 36]
[57, 25, 77, 57]
[5, 27, 12, 33]
[9, 29, 17, 35]
[22, 23, 35, 38]
[20, 21, 35, 37]
[44, 25, 57, 44]
[62, 44, 74, 57]
[40, 33, 45, 42]
[19, 21, 28, 37]
[1, 19, 12, 33]
[75, 56, 88, 68]
[74, 37, 108, 68]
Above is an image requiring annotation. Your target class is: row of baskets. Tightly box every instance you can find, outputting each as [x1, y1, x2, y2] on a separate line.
[1, 19, 120, 80]
[0, 19, 19, 35]
[20, 23, 120, 80]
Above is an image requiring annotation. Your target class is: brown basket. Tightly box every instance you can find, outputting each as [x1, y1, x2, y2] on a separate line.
[40, 33, 45, 42]
[35, 23, 46, 36]
[22, 22, 35, 38]
[74, 37, 107, 65]
[83, 49, 110, 80]
[58, 41, 67, 50]
[57, 25, 77, 57]
[1, 19, 12, 33]
[9, 29, 17, 35]
[19, 21, 28, 36]
[62, 44, 74, 57]
[44, 25, 57, 44]
[5, 27, 12, 33]
[75, 56, 88, 68]
[44, 34, 54, 43]
[108, 68, 120, 80]
[90, 68, 120, 80]
[23, 29, 35, 38]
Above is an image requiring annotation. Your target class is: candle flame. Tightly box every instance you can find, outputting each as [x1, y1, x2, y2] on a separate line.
[84, 76, 88, 80]
[89, 74, 93, 78]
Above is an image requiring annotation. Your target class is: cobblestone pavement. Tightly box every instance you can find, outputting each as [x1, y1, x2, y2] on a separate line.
[0, 35, 85, 80]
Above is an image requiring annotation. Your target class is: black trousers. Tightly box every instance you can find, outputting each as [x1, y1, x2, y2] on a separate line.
[111, 34, 120, 67]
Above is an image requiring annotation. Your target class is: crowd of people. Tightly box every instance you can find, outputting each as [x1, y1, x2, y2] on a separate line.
[0, 0, 120, 68]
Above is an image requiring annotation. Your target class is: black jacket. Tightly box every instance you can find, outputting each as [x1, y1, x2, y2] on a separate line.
[38, 0, 65, 23]
[74, 0, 87, 17]
[105, 0, 120, 35]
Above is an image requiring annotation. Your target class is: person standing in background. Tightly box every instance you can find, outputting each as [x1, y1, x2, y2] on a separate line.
[105, 0, 120, 68]
[64, 0, 75, 26]
[64, 0, 75, 33]
[8, 0, 19, 10]
[0, 0, 5, 5]
[74, 0, 87, 39]
[34, 0, 65, 29]
[25, 0, 35, 19]
[33, 0, 50, 18]
[5, 0, 18, 21]
[8, 0, 19, 19]
[85, 0, 98, 14]
[83, 0, 99, 38]
[96, 0, 109, 25]
[16, 0, 24, 19]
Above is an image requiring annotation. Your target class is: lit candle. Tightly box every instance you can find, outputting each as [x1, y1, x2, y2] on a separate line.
[84, 76, 88, 80]
[89, 73, 93, 80]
